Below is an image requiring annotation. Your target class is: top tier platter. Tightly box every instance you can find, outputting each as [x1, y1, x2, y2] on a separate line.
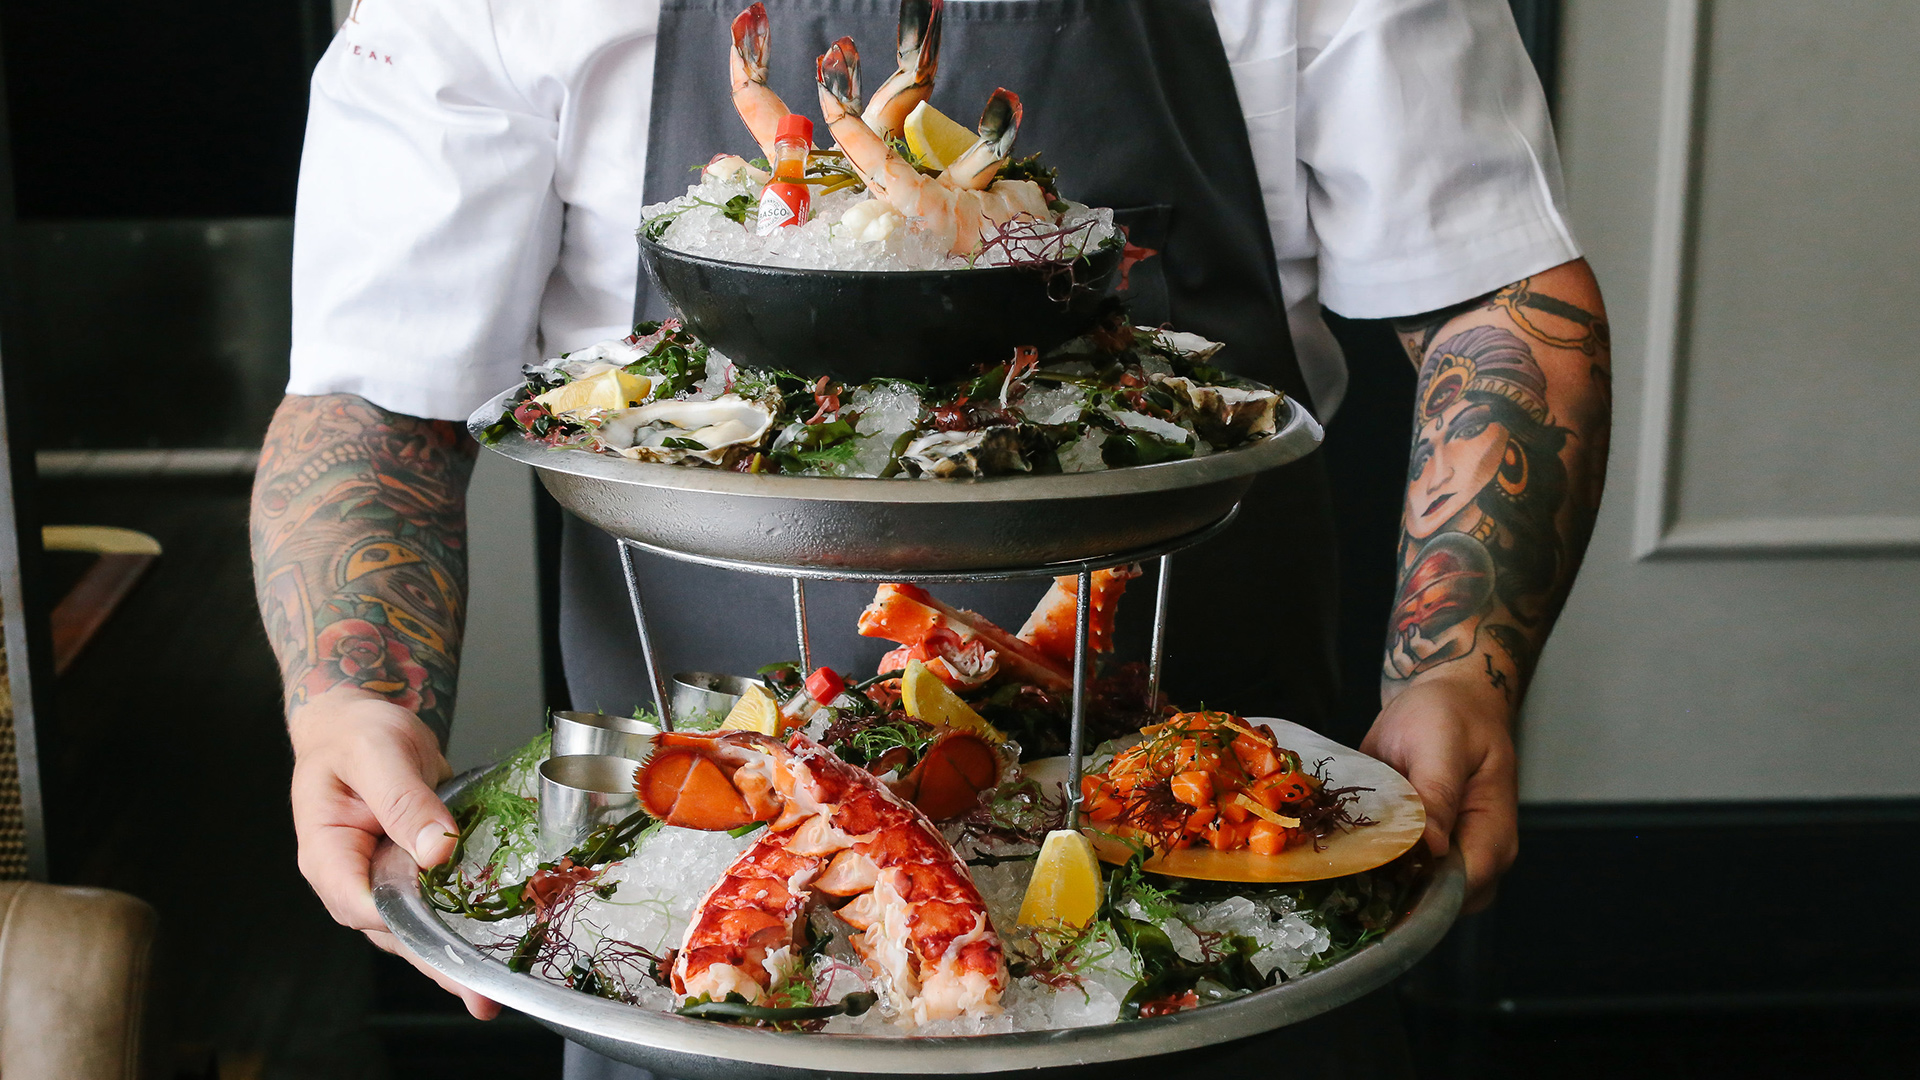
[468, 388, 1323, 575]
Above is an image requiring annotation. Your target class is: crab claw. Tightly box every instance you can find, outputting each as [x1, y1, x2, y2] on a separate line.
[895, 732, 1000, 821]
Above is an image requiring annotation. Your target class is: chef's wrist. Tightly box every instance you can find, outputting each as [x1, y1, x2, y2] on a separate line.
[287, 685, 422, 750]
[1383, 662, 1519, 728]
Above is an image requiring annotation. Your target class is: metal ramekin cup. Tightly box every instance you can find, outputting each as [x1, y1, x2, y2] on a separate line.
[536, 755, 642, 861]
[669, 672, 763, 728]
[550, 710, 656, 760]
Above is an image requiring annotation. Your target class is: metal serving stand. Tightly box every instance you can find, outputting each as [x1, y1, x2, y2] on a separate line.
[367, 393, 1465, 1078]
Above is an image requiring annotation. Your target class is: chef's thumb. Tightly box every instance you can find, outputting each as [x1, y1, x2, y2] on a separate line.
[350, 748, 459, 868]
[1404, 765, 1462, 860]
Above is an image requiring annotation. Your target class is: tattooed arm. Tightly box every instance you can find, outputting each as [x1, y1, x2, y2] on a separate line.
[1360, 258, 1612, 910]
[250, 393, 497, 1017]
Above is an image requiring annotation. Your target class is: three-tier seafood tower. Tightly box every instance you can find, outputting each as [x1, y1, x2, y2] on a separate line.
[372, 4, 1463, 1075]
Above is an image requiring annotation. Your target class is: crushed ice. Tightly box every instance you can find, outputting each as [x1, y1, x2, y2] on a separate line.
[643, 174, 1116, 273]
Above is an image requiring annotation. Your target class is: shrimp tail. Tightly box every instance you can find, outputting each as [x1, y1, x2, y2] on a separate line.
[941, 88, 1023, 191]
[730, 4, 770, 88]
[817, 35, 862, 116]
[731, 3, 800, 159]
[862, 0, 945, 139]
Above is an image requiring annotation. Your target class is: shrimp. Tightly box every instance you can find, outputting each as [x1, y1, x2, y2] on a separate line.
[817, 38, 1051, 256]
[939, 88, 1023, 191]
[730, 3, 803, 160]
[636, 731, 1008, 1024]
[860, 0, 945, 140]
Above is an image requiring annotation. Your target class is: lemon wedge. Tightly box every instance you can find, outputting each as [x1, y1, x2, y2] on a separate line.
[1017, 830, 1103, 928]
[719, 684, 783, 734]
[902, 100, 979, 171]
[901, 660, 1007, 744]
[533, 369, 651, 417]
[1234, 793, 1303, 829]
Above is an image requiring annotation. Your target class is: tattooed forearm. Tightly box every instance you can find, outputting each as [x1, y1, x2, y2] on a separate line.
[1382, 259, 1611, 708]
[250, 394, 478, 742]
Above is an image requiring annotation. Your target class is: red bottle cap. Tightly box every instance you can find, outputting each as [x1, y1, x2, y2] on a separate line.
[776, 113, 814, 146]
[804, 666, 847, 704]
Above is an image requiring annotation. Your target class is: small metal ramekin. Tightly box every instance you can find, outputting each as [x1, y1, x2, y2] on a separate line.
[536, 755, 642, 860]
[669, 672, 763, 728]
[550, 710, 656, 760]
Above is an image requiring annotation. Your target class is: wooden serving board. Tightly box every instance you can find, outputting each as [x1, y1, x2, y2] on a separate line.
[1022, 718, 1426, 883]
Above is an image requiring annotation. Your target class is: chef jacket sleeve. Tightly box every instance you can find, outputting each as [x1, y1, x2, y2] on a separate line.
[1298, 0, 1582, 319]
[288, 1, 564, 422]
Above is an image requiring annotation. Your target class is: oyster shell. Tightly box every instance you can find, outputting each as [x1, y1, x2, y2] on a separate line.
[538, 337, 652, 382]
[902, 428, 1030, 479]
[1141, 327, 1226, 362]
[599, 395, 776, 466]
[1152, 375, 1282, 446]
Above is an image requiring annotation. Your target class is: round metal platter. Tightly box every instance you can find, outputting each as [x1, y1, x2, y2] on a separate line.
[374, 764, 1462, 1080]
[467, 389, 1323, 574]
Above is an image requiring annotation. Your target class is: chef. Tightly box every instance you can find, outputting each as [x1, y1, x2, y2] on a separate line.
[252, 1, 1610, 1075]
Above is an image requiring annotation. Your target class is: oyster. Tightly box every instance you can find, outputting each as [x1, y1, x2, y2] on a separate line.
[1141, 327, 1226, 363]
[902, 428, 1030, 479]
[598, 395, 776, 466]
[539, 338, 651, 382]
[1152, 375, 1282, 446]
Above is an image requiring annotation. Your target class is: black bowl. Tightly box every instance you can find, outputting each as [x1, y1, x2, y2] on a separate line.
[637, 235, 1121, 382]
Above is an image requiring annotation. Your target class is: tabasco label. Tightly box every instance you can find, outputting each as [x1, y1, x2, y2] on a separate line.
[756, 182, 809, 235]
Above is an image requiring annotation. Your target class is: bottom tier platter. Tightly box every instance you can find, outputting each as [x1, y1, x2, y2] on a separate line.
[373, 762, 1462, 1080]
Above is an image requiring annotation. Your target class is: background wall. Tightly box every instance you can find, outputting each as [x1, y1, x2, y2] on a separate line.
[1518, 0, 1920, 801]
[0, 0, 549, 774]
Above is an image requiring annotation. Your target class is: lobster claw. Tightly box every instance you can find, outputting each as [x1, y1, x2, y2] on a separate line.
[635, 731, 783, 830]
[894, 731, 999, 821]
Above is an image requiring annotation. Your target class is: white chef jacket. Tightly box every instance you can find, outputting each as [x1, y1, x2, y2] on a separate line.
[289, 0, 1580, 423]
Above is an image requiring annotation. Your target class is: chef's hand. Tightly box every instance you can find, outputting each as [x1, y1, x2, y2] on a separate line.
[1361, 670, 1518, 913]
[288, 686, 502, 1020]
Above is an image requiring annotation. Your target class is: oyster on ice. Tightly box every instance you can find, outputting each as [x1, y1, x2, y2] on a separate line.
[1141, 327, 1227, 363]
[596, 395, 776, 466]
[540, 338, 653, 381]
[1151, 376, 1282, 445]
[902, 429, 1030, 479]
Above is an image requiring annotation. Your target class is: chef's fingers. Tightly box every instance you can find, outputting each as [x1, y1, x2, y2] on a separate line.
[290, 752, 394, 933]
[1400, 759, 1463, 862]
[340, 735, 461, 869]
[294, 815, 388, 933]
[1453, 745, 1520, 913]
[364, 927, 502, 1020]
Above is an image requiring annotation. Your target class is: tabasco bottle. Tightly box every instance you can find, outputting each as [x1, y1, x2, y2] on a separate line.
[755, 114, 813, 235]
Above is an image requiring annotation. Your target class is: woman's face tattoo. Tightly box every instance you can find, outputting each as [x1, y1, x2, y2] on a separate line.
[1388, 324, 1571, 683]
[1407, 399, 1510, 540]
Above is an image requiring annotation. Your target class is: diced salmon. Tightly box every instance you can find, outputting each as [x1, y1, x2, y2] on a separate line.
[1247, 818, 1288, 855]
[1170, 770, 1214, 809]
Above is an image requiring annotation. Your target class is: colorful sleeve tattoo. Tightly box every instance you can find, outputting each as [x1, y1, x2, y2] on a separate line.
[250, 394, 478, 742]
[1384, 260, 1613, 706]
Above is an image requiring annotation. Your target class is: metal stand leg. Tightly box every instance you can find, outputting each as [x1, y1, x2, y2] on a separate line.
[618, 540, 674, 731]
[1147, 554, 1173, 716]
[791, 578, 812, 673]
[1066, 567, 1092, 822]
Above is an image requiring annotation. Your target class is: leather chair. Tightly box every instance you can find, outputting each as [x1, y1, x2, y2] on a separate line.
[0, 880, 157, 1079]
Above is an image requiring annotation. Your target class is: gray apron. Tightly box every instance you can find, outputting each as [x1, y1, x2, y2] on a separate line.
[562, 2, 1397, 1074]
